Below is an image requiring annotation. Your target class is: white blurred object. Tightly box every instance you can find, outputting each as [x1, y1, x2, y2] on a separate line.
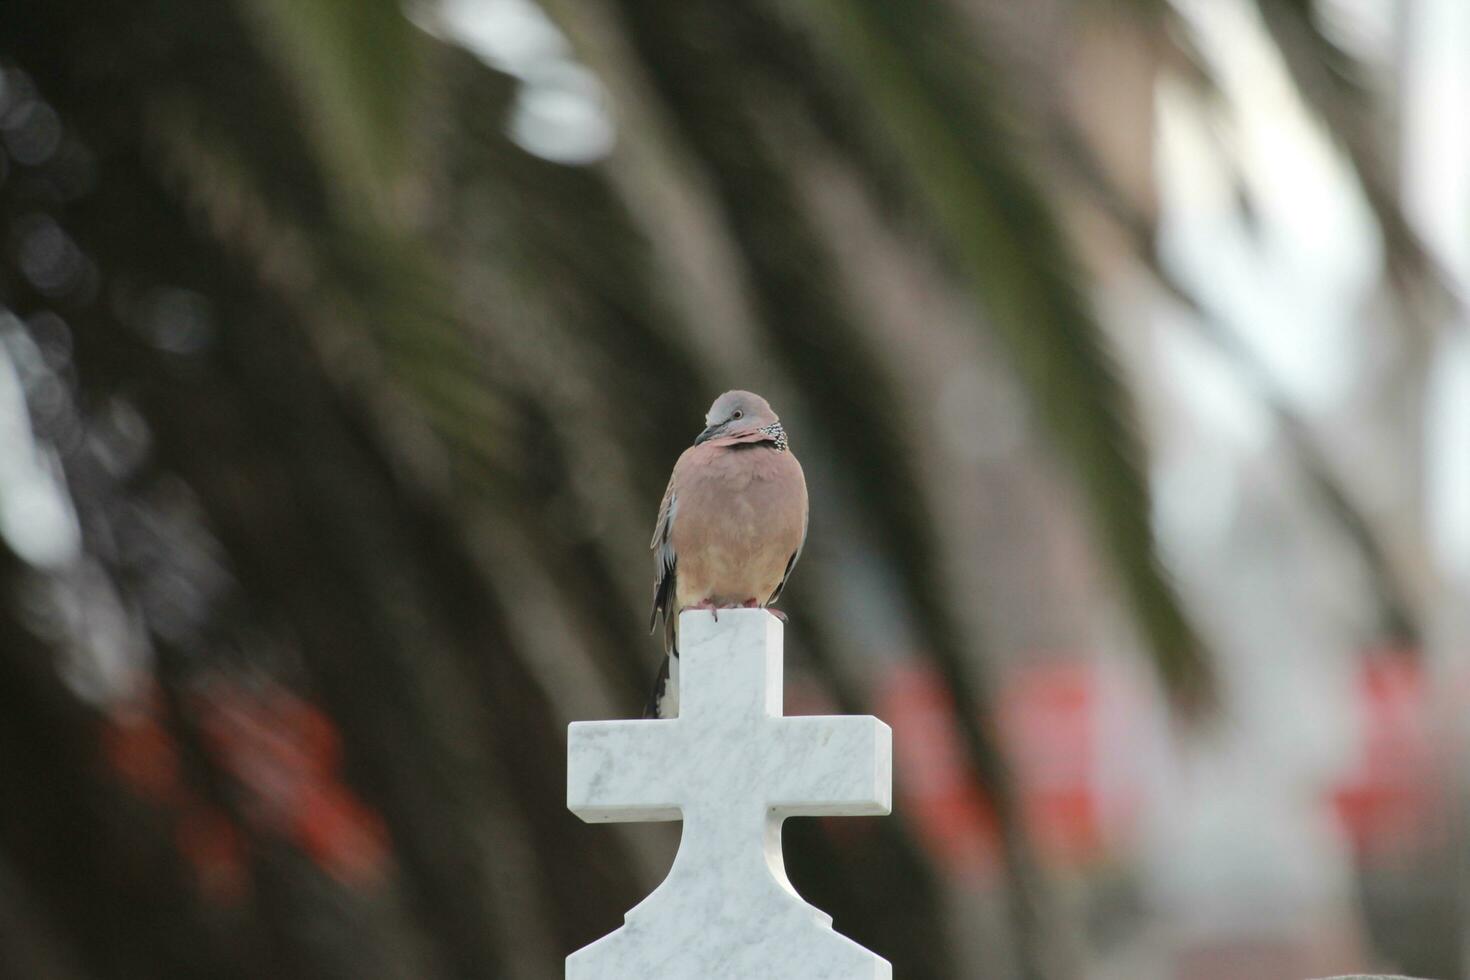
[0, 315, 80, 570]
[1402, 0, 1470, 583]
[418, 0, 616, 164]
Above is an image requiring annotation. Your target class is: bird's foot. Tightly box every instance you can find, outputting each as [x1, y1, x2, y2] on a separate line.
[689, 598, 721, 622]
[734, 598, 786, 621]
[686, 599, 779, 623]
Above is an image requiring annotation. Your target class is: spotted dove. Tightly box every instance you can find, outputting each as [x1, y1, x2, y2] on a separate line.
[646, 390, 808, 718]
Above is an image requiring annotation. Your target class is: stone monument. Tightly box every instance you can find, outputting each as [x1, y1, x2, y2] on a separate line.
[566, 609, 893, 979]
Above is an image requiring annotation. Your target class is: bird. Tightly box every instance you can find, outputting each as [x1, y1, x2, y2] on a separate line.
[645, 390, 808, 719]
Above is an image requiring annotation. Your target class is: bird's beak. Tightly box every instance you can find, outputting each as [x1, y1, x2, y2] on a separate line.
[694, 424, 720, 445]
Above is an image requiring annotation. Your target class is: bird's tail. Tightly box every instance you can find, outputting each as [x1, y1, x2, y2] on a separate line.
[642, 655, 672, 720]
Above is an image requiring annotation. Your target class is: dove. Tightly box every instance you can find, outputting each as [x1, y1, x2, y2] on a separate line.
[646, 391, 807, 718]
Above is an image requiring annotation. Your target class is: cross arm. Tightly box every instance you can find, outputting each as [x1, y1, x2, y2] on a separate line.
[766, 715, 892, 817]
[567, 719, 686, 822]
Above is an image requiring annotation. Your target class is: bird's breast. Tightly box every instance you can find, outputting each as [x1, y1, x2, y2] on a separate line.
[670, 445, 806, 608]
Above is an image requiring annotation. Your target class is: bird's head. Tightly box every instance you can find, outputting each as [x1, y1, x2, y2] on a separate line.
[695, 390, 779, 445]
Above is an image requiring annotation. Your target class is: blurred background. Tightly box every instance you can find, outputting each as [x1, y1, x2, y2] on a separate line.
[1, 0, 1467, 977]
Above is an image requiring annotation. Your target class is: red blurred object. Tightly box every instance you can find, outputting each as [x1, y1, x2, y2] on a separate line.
[880, 658, 1137, 876]
[293, 783, 390, 886]
[175, 801, 250, 905]
[100, 683, 254, 903]
[880, 663, 1001, 877]
[101, 694, 184, 807]
[1000, 662, 1108, 863]
[100, 674, 391, 892]
[882, 650, 1443, 878]
[196, 679, 392, 883]
[1330, 653, 1435, 856]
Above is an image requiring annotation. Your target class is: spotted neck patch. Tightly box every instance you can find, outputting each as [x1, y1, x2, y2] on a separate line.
[760, 421, 788, 452]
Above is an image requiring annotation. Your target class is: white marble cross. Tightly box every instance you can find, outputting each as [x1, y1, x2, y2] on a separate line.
[566, 609, 893, 979]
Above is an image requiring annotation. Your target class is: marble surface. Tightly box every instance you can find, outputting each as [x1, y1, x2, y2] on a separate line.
[566, 609, 892, 979]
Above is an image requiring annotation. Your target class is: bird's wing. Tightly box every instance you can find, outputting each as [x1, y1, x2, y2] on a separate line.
[766, 494, 808, 605]
[649, 459, 681, 636]
[642, 654, 672, 719]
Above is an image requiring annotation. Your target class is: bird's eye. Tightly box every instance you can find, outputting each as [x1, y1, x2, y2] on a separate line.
[732, 410, 744, 420]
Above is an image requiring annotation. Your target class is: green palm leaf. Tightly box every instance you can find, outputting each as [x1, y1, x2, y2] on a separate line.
[779, 0, 1214, 704]
[246, 0, 420, 212]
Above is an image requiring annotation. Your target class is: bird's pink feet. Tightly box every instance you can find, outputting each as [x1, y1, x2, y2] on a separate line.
[682, 593, 787, 625]
[734, 598, 788, 622]
[689, 598, 723, 622]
